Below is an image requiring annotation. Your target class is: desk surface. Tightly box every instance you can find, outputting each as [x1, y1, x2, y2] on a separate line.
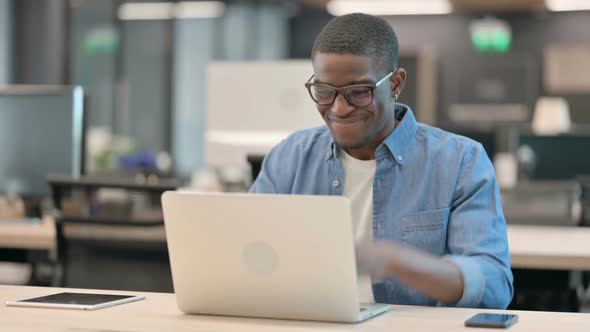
[1, 285, 590, 332]
[0, 216, 55, 250]
[507, 225, 590, 270]
[2, 217, 590, 271]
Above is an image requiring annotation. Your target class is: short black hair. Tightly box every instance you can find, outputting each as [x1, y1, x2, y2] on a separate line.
[311, 13, 399, 72]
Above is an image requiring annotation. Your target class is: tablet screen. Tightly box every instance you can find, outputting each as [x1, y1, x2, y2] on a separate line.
[19, 292, 136, 305]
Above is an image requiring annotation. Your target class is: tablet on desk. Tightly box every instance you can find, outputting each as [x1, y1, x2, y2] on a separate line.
[5, 292, 145, 310]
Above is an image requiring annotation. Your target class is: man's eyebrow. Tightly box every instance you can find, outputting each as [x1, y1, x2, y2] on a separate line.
[313, 78, 375, 86]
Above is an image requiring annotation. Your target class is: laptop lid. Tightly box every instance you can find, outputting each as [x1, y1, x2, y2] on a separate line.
[162, 191, 363, 322]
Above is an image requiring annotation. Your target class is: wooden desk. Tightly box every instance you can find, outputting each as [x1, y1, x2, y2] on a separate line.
[1, 285, 589, 332]
[0, 216, 55, 250]
[508, 225, 590, 270]
[2, 220, 589, 271]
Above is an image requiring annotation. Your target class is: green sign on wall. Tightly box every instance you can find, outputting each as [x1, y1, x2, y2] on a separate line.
[470, 17, 512, 53]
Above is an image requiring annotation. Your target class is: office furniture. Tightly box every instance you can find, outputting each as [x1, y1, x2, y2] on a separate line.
[0, 217, 56, 285]
[3, 216, 589, 272]
[508, 224, 590, 312]
[502, 181, 582, 227]
[0, 85, 85, 197]
[1, 285, 590, 332]
[508, 225, 590, 270]
[516, 132, 590, 180]
[580, 177, 590, 227]
[3, 218, 589, 281]
[4, 221, 589, 269]
[47, 174, 180, 288]
[0, 216, 55, 251]
[3, 211, 589, 292]
[500, 142, 590, 312]
[247, 154, 265, 183]
[0, 85, 86, 285]
[445, 54, 537, 130]
[507, 131, 590, 311]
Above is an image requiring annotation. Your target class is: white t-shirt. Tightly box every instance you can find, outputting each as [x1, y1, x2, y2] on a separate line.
[338, 149, 376, 304]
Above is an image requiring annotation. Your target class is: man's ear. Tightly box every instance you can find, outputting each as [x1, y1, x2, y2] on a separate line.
[390, 68, 407, 100]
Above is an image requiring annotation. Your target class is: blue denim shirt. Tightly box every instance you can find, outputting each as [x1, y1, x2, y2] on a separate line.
[249, 104, 514, 309]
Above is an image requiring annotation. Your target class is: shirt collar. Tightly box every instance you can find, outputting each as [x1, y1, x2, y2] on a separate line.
[381, 103, 418, 164]
[325, 138, 339, 161]
[324, 103, 418, 163]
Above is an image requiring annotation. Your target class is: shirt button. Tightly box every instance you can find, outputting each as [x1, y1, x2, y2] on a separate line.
[332, 180, 340, 188]
[398, 155, 403, 161]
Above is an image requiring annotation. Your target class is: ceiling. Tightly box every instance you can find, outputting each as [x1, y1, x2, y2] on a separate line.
[450, 0, 547, 12]
[296, 0, 550, 12]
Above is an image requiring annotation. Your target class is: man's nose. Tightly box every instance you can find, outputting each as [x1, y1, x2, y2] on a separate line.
[330, 93, 355, 116]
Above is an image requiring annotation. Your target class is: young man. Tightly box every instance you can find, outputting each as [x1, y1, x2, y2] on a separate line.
[250, 13, 513, 309]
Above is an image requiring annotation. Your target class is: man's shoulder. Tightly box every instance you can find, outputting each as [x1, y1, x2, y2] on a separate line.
[277, 125, 332, 152]
[260, 125, 330, 183]
[415, 123, 482, 156]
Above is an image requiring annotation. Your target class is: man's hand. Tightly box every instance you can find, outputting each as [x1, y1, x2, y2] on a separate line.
[355, 240, 398, 281]
[355, 239, 464, 304]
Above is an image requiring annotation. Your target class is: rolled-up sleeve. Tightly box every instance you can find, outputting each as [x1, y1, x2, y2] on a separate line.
[446, 143, 514, 309]
[249, 150, 279, 194]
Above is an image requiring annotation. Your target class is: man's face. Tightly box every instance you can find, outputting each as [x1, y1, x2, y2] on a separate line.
[311, 53, 399, 157]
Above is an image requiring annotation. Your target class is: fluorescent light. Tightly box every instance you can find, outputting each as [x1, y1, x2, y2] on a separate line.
[118, 2, 174, 20]
[118, 1, 225, 21]
[327, 0, 452, 16]
[175, 1, 225, 19]
[546, 0, 590, 11]
[207, 131, 291, 146]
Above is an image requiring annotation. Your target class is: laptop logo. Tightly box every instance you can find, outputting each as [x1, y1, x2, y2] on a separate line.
[242, 242, 279, 275]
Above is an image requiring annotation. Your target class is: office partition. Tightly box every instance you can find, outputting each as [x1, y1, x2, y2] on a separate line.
[0, 85, 85, 197]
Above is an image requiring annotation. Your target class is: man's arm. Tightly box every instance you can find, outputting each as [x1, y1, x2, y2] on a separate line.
[249, 139, 292, 194]
[357, 240, 464, 304]
[359, 143, 513, 308]
[249, 154, 279, 194]
[443, 143, 514, 308]
[249, 156, 279, 194]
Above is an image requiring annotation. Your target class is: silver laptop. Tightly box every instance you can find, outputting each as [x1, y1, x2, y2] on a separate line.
[161, 191, 391, 323]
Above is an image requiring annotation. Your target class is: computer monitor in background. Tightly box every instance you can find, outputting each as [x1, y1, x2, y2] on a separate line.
[518, 134, 590, 180]
[206, 61, 323, 169]
[0, 86, 85, 198]
[446, 55, 537, 129]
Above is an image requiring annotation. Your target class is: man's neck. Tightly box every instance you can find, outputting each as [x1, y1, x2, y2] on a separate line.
[343, 148, 375, 161]
[342, 119, 400, 160]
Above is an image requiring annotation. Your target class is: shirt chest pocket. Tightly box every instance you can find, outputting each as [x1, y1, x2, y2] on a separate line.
[400, 207, 450, 256]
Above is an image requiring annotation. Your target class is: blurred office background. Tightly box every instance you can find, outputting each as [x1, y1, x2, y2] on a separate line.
[1, 0, 590, 312]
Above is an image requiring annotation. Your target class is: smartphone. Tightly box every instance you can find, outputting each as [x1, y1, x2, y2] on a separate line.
[465, 313, 519, 328]
[6, 292, 145, 310]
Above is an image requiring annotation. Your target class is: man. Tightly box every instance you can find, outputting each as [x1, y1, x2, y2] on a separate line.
[250, 13, 513, 309]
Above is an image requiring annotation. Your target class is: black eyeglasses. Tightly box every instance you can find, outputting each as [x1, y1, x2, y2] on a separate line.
[304, 71, 393, 107]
